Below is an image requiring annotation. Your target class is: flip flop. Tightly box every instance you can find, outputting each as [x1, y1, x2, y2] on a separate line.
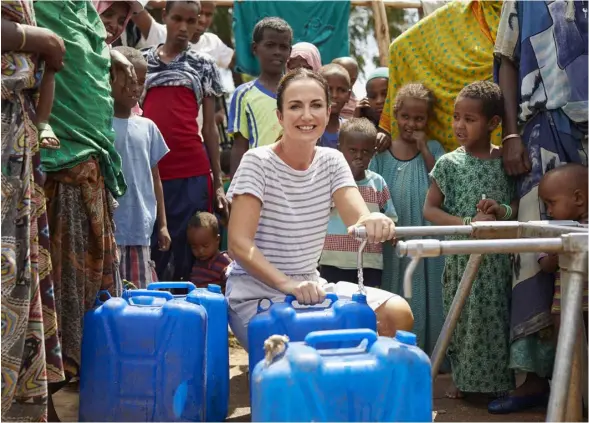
[38, 122, 60, 150]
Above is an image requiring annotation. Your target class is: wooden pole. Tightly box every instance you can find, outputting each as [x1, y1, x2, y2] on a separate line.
[371, 0, 391, 67]
[213, 0, 421, 8]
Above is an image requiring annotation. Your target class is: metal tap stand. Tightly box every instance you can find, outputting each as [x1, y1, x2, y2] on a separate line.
[394, 221, 588, 422]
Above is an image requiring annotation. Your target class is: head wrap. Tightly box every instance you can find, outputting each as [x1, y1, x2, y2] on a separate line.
[366, 67, 389, 83]
[288, 42, 322, 72]
[92, 1, 145, 43]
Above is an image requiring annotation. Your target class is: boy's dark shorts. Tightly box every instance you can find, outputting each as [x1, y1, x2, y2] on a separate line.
[319, 265, 382, 288]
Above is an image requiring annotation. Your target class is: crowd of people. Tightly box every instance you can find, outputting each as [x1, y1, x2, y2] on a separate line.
[1, 0, 587, 421]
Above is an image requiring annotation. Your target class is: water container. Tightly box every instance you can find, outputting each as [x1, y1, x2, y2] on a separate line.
[247, 293, 376, 374]
[186, 284, 229, 422]
[251, 329, 432, 422]
[79, 290, 207, 422]
[147, 282, 229, 422]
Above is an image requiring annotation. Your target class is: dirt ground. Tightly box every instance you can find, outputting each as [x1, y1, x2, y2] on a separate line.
[54, 342, 547, 422]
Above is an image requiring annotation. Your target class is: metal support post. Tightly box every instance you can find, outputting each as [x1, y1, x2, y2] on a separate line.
[547, 234, 588, 422]
[430, 254, 483, 378]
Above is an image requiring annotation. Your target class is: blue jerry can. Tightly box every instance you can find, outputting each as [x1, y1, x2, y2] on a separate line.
[251, 329, 432, 422]
[186, 284, 229, 422]
[147, 282, 230, 422]
[79, 290, 207, 422]
[247, 293, 376, 373]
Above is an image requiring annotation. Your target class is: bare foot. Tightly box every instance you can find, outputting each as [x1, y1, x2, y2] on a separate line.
[40, 136, 60, 150]
[445, 380, 465, 399]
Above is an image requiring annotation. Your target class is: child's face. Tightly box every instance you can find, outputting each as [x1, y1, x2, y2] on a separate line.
[111, 61, 146, 110]
[253, 29, 292, 76]
[340, 134, 376, 180]
[395, 98, 428, 143]
[366, 77, 388, 118]
[453, 97, 499, 149]
[163, 1, 200, 48]
[287, 56, 312, 71]
[100, 2, 130, 45]
[325, 74, 351, 115]
[187, 226, 219, 262]
[539, 175, 586, 220]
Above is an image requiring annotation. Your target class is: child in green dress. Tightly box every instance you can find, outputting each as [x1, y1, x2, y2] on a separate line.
[369, 83, 445, 355]
[424, 81, 518, 400]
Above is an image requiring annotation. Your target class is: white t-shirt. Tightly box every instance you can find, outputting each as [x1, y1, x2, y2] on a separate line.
[134, 20, 234, 69]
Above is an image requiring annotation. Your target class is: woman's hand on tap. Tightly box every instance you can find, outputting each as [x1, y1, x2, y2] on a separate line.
[348, 212, 396, 244]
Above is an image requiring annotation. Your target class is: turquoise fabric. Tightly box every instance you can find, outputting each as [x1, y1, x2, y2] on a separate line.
[232, 0, 350, 76]
[368, 141, 446, 356]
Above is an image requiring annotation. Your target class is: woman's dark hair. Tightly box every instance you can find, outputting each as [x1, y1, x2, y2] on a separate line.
[276, 68, 330, 113]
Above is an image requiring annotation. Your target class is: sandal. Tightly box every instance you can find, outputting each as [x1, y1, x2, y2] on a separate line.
[38, 122, 60, 150]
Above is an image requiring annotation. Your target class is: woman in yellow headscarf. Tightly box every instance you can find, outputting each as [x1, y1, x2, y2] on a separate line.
[379, 0, 503, 151]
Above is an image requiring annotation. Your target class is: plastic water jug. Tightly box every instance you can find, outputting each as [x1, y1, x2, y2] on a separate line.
[247, 293, 376, 373]
[147, 282, 229, 422]
[251, 329, 432, 422]
[79, 290, 207, 422]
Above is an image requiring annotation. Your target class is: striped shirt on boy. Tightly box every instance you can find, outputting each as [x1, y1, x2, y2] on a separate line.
[320, 170, 397, 270]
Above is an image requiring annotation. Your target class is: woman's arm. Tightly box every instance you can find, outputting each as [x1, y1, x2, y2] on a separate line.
[131, 10, 154, 40]
[228, 194, 294, 292]
[1, 19, 65, 69]
[498, 56, 531, 176]
[333, 186, 370, 227]
[333, 186, 396, 243]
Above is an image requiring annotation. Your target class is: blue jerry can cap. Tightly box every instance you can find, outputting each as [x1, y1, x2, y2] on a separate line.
[207, 284, 222, 293]
[395, 330, 417, 346]
[351, 293, 367, 303]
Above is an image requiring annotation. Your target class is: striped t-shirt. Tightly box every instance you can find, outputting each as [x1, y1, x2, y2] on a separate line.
[227, 80, 282, 148]
[320, 170, 397, 270]
[226, 145, 357, 276]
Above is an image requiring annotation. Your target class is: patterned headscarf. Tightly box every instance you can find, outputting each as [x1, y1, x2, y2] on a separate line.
[92, 1, 145, 43]
[288, 42, 322, 72]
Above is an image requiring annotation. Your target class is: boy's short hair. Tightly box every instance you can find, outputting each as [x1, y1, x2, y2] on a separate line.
[457, 81, 504, 120]
[188, 211, 219, 235]
[319, 63, 351, 87]
[165, 0, 200, 14]
[339, 117, 377, 145]
[542, 163, 588, 193]
[113, 46, 147, 69]
[252, 17, 293, 43]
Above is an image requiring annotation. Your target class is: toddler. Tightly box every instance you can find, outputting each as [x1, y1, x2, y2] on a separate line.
[318, 64, 351, 148]
[187, 211, 232, 292]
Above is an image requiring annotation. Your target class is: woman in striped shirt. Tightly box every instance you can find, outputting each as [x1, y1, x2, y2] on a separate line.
[225, 68, 414, 349]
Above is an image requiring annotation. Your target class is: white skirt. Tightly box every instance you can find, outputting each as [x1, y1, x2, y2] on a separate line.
[225, 272, 396, 350]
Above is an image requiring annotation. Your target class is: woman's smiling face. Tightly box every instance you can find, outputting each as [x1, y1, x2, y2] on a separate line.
[277, 78, 330, 145]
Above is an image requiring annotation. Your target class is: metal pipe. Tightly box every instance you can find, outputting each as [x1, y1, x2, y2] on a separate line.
[353, 225, 473, 239]
[397, 238, 564, 257]
[546, 263, 585, 422]
[403, 257, 420, 299]
[430, 254, 483, 378]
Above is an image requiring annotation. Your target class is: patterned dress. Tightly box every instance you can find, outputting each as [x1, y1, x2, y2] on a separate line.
[369, 141, 446, 355]
[1, 1, 64, 420]
[430, 148, 515, 393]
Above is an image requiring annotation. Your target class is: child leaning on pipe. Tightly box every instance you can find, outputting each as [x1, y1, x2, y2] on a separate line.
[319, 118, 397, 288]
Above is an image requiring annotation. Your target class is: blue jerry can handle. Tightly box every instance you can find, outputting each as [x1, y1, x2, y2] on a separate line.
[147, 282, 196, 292]
[304, 329, 378, 350]
[123, 289, 174, 301]
[94, 290, 112, 307]
[284, 293, 339, 308]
